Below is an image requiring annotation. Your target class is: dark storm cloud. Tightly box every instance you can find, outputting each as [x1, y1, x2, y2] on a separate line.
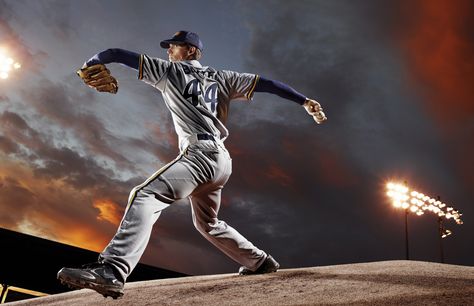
[235, 0, 423, 172]
[215, 0, 474, 267]
[235, 0, 463, 191]
[0, 110, 31, 131]
[18, 78, 134, 167]
[1, 0, 77, 42]
[2, 0, 177, 173]
[1, 0, 471, 275]
[222, 120, 394, 268]
[0, 109, 140, 249]
[34, 147, 115, 190]
[36, 0, 78, 41]
[0, 110, 139, 216]
[14, 75, 176, 182]
[0, 111, 42, 160]
[0, 135, 19, 153]
[0, 110, 111, 189]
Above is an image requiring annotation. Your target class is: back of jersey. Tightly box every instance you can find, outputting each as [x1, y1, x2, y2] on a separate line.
[139, 54, 259, 150]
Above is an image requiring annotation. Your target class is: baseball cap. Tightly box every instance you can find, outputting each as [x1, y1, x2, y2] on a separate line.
[160, 31, 204, 51]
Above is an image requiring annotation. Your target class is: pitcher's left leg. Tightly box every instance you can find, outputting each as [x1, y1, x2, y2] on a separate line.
[190, 188, 267, 271]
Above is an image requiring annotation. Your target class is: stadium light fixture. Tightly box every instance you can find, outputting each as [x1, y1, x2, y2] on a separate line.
[386, 181, 463, 224]
[385, 181, 463, 263]
[0, 48, 21, 80]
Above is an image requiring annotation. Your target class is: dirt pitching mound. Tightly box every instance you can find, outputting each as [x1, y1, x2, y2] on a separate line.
[8, 260, 474, 305]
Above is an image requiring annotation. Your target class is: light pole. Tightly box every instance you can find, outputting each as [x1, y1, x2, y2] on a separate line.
[437, 195, 456, 263]
[386, 182, 412, 259]
[385, 181, 463, 263]
[404, 208, 409, 260]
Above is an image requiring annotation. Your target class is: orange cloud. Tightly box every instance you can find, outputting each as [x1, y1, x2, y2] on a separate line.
[93, 199, 123, 226]
[398, 0, 474, 191]
[16, 217, 108, 252]
[0, 156, 116, 252]
[400, 0, 474, 125]
[13, 208, 110, 253]
[57, 226, 108, 252]
[265, 164, 293, 187]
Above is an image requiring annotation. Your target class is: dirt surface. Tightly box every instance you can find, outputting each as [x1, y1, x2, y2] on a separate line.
[7, 260, 474, 305]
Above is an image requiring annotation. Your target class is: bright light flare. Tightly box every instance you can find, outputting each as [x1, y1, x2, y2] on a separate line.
[0, 48, 21, 79]
[385, 180, 463, 226]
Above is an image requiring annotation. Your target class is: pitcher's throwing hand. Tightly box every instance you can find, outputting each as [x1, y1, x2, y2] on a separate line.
[303, 99, 327, 124]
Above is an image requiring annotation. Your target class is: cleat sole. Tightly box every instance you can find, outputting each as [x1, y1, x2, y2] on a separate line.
[58, 273, 123, 299]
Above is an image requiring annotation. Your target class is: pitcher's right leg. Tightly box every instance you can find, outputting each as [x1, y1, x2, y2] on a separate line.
[98, 157, 183, 282]
[58, 155, 199, 297]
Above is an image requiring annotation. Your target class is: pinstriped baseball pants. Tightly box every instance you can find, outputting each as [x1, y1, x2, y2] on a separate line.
[99, 140, 267, 281]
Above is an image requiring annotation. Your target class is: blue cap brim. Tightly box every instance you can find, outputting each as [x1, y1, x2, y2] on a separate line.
[160, 39, 182, 49]
[160, 40, 201, 50]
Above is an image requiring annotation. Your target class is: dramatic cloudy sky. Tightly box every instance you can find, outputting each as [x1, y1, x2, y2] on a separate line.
[1, 0, 473, 275]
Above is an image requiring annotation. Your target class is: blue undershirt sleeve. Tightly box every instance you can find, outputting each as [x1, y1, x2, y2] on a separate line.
[85, 48, 140, 70]
[253, 76, 307, 105]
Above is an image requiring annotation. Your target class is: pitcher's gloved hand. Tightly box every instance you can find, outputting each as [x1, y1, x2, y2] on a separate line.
[77, 63, 118, 94]
[303, 99, 327, 124]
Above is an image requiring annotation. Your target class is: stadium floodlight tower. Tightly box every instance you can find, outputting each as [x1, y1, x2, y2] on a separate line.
[386, 181, 463, 263]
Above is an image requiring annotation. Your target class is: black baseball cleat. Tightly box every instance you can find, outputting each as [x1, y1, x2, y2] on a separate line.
[238, 254, 280, 275]
[57, 262, 124, 299]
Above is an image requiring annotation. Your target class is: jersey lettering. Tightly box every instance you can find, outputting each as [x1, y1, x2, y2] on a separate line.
[204, 83, 218, 112]
[182, 65, 216, 78]
[183, 79, 218, 113]
[183, 79, 201, 106]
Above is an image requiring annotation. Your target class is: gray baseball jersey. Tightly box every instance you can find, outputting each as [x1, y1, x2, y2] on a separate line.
[138, 54, 259, 150]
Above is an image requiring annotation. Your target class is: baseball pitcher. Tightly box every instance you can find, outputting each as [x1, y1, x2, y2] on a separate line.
[58, 31, 326, 299]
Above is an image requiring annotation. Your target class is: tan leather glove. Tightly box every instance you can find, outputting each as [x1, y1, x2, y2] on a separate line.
[77, 63, 118, 94]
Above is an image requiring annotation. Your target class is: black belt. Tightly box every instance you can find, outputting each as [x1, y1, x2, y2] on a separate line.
[197, 134, 215, 141]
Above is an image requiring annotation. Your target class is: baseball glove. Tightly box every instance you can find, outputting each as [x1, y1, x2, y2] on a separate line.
[77, 64, 118, 94]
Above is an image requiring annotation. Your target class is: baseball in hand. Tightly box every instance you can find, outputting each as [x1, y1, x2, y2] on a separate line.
[303, 99, 327, 124]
